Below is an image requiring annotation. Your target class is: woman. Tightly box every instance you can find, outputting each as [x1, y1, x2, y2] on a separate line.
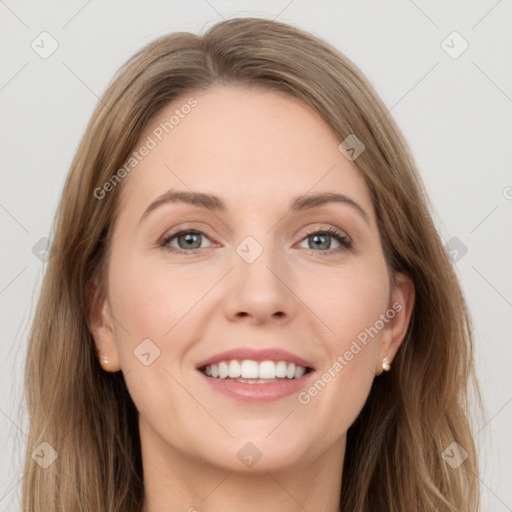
[22, 17, 481, 511]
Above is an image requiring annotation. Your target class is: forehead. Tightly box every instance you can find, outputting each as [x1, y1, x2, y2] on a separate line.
[117, 84, 375, 224]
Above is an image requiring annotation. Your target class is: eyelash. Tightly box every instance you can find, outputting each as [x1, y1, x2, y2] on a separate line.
[158, 227, 352, 256]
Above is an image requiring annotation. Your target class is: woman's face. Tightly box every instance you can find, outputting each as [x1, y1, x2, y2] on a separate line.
[91, 84, 413, 475]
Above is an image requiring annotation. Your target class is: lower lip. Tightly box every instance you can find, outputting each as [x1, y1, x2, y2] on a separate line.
[198, 370, 315, 402]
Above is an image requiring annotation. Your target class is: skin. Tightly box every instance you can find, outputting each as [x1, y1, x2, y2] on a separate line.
[90, 84, 415, 512]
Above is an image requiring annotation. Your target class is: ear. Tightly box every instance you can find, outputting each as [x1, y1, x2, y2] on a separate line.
[87, 279, 121, 372]
[376, 271, 415, 375]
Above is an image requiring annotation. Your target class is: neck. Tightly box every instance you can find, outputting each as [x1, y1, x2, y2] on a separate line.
[140, 431, 345, 512]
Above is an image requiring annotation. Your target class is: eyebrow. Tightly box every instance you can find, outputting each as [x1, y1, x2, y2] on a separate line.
[140, 189, 370, 226]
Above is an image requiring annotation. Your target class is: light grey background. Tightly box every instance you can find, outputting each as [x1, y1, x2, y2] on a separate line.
[1, 1, 511, 510]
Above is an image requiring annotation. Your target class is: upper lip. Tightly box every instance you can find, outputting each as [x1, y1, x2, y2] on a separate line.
[196, 347, 315, 370]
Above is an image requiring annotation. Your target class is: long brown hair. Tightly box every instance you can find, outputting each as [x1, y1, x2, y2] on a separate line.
[21, 17, 482, 511]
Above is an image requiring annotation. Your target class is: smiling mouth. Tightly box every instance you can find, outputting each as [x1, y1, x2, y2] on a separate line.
[199, 359, 313, 383]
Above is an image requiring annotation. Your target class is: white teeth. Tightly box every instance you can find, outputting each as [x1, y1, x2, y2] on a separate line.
[228, 360, 240, 378]
[218, 361, 229, 379]
[258, 360, 275, 379]
[286, 362, 296, 379]
[275, 361, 287, 378]
[201, 359, 309, 381]
[294, 365, 306, 379]
[240, 360, 259, 379]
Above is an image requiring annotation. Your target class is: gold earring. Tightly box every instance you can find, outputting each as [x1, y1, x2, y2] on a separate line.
[100, 354, 109, 368]
[382, 357, 391, 372]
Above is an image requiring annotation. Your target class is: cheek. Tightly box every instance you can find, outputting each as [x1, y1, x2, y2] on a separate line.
[108, 250, 207, 340]
[106, 254, 204, 430]
[295, 257, 388, 413]
[296, 257, 389, 345]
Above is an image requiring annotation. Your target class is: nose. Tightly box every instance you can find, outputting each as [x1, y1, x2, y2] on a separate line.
[222, 242, 297, 326]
